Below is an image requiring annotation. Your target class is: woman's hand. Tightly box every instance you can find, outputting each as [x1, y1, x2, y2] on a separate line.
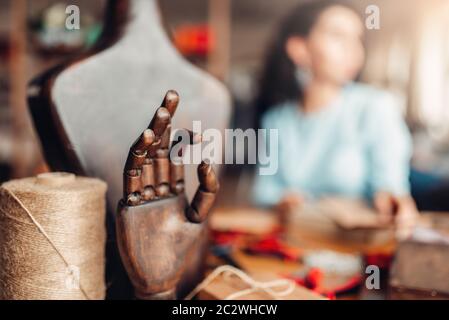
[277, 193, 304, 212]
[274, 192, 304, 226]
[374, 191, 419, 240]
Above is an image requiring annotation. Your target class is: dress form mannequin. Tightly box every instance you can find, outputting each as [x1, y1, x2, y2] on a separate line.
[30, 0, 231, 207]
[28, 0, 231, 298]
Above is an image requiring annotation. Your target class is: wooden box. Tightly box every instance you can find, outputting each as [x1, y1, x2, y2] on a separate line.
[389, 214, 449, 300]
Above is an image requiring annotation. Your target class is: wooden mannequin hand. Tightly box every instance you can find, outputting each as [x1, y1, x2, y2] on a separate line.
[116, 91, 219, 300]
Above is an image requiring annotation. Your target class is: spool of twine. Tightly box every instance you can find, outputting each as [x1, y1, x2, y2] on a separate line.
[0, 172, 107, 300]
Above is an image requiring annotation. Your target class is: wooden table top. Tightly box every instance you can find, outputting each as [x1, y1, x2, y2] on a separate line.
[208, 207, 449, 300]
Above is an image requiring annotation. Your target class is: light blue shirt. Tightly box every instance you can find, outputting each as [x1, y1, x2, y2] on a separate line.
[252, 83, 413, 207]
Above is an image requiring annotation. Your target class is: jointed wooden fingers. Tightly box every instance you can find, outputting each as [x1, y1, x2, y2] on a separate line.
[122, 91, 218, 221]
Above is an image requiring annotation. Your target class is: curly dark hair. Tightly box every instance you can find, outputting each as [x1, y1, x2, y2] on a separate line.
[254, 0, 361, 127]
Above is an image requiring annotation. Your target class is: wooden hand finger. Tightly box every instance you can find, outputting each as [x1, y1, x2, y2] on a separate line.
[124, 129, 155, 171]
[170, 156, 184, 195]
[186, 161, 219, 223]
[160, 90, 179, 117]
[170, 129, 202, 158]
[124, 169, 143, 206]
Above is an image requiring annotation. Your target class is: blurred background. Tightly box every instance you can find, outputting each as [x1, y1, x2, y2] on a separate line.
[0, 0, 449, 208]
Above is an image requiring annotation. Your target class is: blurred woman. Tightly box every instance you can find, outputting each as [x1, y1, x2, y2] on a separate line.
[252, 0, 417, 235]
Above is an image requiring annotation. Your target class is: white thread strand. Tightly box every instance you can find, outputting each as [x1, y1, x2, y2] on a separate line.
[185, 265, 296, 300]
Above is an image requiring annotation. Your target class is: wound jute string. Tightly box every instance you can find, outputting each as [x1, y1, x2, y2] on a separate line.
[0, 173, 107, 300]
[185, 265, 296, 300]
